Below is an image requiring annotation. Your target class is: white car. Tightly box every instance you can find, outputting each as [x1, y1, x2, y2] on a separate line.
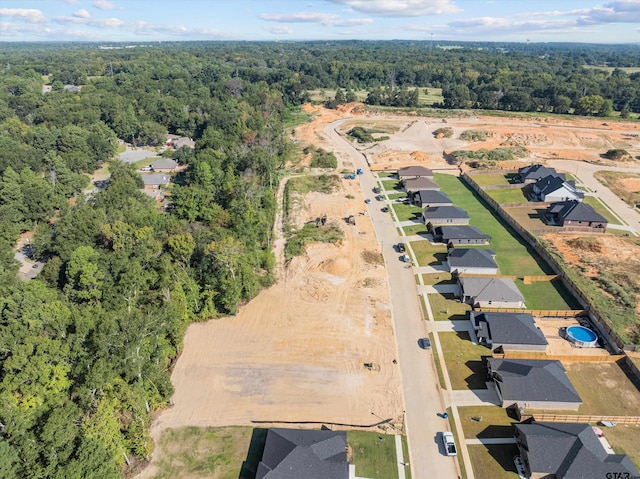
[441, 432, 457, 456]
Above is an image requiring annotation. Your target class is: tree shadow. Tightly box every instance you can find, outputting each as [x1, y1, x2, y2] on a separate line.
[238, 428, 268, 479]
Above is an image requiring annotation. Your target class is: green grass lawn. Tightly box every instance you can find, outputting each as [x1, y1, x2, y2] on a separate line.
[387, 192, 407, 200]
[376, 171, 396, 178]
[347, 431, 399, 479]
[403, 224, 428, 235]
[467, 444, 520, 479]
[410, 241, 447, 266]
[605, 424, 640, 470]
[435, 174, 555, 277]
[422, 272, 455, 285]
[401, 436, 412, 479]
[381, 180, 402, 192]
[516, 279, 582, 310]
[458, 406, 517, 439]
[151, 426, 261, 479]
[439, 331, 490, 390]
[471, 174, 512, 187]
[486, 188, 528, 204]
[431, 332, 447, 389]
[428, 293, 471, 321]
[583, 196, 622, 225]
[392, 203, 423, 221]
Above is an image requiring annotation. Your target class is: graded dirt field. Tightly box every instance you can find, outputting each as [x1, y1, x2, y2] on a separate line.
[140, 104, 640, 478]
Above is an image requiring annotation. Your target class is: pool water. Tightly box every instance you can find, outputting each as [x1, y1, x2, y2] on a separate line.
[566, 325, 598, 347]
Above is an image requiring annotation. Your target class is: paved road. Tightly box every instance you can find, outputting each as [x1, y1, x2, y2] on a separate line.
[325, 120, 460, 479]
[548, 159, 640, 233]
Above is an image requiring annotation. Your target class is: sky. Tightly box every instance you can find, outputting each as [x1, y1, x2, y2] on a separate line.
[0, 0, 639, 43]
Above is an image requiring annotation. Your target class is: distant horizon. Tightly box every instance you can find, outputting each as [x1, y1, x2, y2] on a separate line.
[1, 1, 639, 44]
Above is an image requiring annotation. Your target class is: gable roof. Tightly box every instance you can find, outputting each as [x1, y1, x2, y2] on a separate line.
[423, 205, 469, 220]
[518, 164, 565, 182]
[547, 200, 608, 223]
[398, 165, 433, 177]
[414, 190, 452, 205]
[459, 277, 524, 303]
[404, 177, 439, 191]
[435, 225, 491, 241]
[488, 359, 582, 404]
[471, 311, 548, 346]
[151, 158, 178, 170]
[257, 428, 349, 479]
[448, 248, 497, 269]
[535, 175, 584, 199]
[515, 422, 639, 478]
[141, 173, 171, 186]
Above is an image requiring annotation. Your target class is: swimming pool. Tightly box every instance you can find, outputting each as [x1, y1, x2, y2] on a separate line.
[566, 325, 598, 348]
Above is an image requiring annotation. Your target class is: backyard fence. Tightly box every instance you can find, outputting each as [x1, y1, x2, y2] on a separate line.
[492, 351, 625, 363]
[526, 414, 640, 425]
[475, 308, 586, 317]
[522, 275, 559, 284]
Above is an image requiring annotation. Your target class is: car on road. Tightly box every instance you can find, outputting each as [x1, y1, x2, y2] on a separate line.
[441, 432, 457, 456]
[375, 195, 384, 201]
[401, 254, 410, 263]
[364, 198, 371, 204]
[381, 207, 389, 213]
[373, 186, 381, 194]
[418, 337, 431, 349]
[397, 242, 406, 253]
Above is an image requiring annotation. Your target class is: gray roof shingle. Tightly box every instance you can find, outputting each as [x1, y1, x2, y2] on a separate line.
[448, 248, 497, 269]
[398, 165, 433, 177]
[471, 311, 548, 346]
[518, 164, 565, 182]
[459, 277, 524, 303]
[414, 190, 452, 205]
[547, 200, 608, 224]
[435, 225, 491, 241]
[423, 205, 469, 220]
[404, 177, 439, 191]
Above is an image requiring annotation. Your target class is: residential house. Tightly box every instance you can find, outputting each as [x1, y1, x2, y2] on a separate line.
[412, 190, 453, 208]
[487, 358, 582, 410]
[458, 276, 525, 308]
[514, 421, 639, 479]
[545, 200, 608, 229]
[403, 177, 440, 194]
[447, 248, 498, 275]
[423, 206, 470, 227]
[533, 175, 584, 202]
[470, 311, 547, 352]
[167, 134, 196, 149]
[433, 225, 491, 246]
[516, 164, 565, 184]
[141, 173, 171, 189]
[398, 165, 433, 181]
[256, 428, 350, 479]
[151, 158, 179, 173]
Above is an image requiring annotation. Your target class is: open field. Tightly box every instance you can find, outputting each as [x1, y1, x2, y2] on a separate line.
[467, 444, 520, 479]
[583, 65, 640, 74]
[307, 87, 444, 106]
[439, 331, 489, 389]
[594, 170, 640, 208]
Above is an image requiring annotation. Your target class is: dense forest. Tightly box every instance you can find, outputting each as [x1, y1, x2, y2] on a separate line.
[0, 40, 639, 477]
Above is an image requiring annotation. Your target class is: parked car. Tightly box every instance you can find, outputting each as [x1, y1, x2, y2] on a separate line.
[441, 432, 457, 456]
[418, 337, 431, 349]
[373, 186, 381, 194]
[402, 254, 410, 263]
[381, 207, 389, 213]
[376, 195, 384, 201]
[397, 243, 406, 253]
[364, 198, 371, 204]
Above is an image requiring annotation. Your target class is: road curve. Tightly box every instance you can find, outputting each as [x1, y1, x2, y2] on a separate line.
[324, 119, 460, 479]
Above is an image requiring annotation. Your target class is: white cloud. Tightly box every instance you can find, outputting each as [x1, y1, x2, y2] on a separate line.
[64, 0, 80, 4]
[328, 0, 461, 17]
[0, 8, 47, 23]
[265, 25, 294, 35]
[73, 9, 91, 19]
[259, 12, 339, 24]
[93, 0, 118, 10]
[54, 14, 126, 28]
[577, 1, 640, 24]
[447, 15, 579, 37]
[333, 17, 373, 27]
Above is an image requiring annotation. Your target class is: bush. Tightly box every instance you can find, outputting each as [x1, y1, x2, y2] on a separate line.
[450, 147, 528, 168]
[347, 127, 375, 143]
[309, 148, 337, 169]
[433, 127, 454, 138]
[603, 149, 630, 160]
[285, 223, 343, 259]
[459, 130, 491, 141]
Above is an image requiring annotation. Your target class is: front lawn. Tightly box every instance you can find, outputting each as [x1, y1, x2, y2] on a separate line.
[428, 293, 471, 321]
[458, 406, 517, 439]
[583, 196, 621, 225]
[347, 431, 399, 479]
[375, 171, 395, 178]
[467, 444, 520, 479]
[382, 180, 402, 192]
[435, 174, 557, 277]
[410, 241, 447, 266]
[439, 331, 489, 390]
[423, 272, 455, 285]
[516, 279, 582, 310]
[392, 203, 423, 221]
[403, 224, 428, 236]
[387, 192, 407, 200]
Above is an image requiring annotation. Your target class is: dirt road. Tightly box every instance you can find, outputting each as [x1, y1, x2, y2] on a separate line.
[325, 120, 460, 479]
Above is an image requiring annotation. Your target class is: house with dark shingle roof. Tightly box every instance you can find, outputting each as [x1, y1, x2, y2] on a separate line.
[397, 165, 433, 180]
[412, 190, 453, 208]
[433, 225, 491, 246]
[447, 248, 498, 275]
[470, 311, 547, 352]
[423, 205, 470, 226]
[487, 358, 582, 410]
[533, 175, 584, 202]
[151, 158, 179, 173]
[403, 177, 440, 193]
[256, 428, 350, 479]
[545, 200, 608, 230]
[458, 276, 525, 308]
[516, 164, 565, 184]
[514, 422, 639, 479]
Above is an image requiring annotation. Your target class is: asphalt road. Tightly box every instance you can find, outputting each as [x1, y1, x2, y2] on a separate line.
[325, 120, 461, 479]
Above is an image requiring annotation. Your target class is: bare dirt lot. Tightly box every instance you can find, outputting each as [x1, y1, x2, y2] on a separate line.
[140, 104, 640, 478]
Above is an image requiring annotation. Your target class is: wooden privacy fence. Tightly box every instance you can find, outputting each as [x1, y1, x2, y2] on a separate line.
[493, 352, 625, 363]
[523, 275, 559, 284]
[529, 414, 640, 425]
[475, 308, 586, 317]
